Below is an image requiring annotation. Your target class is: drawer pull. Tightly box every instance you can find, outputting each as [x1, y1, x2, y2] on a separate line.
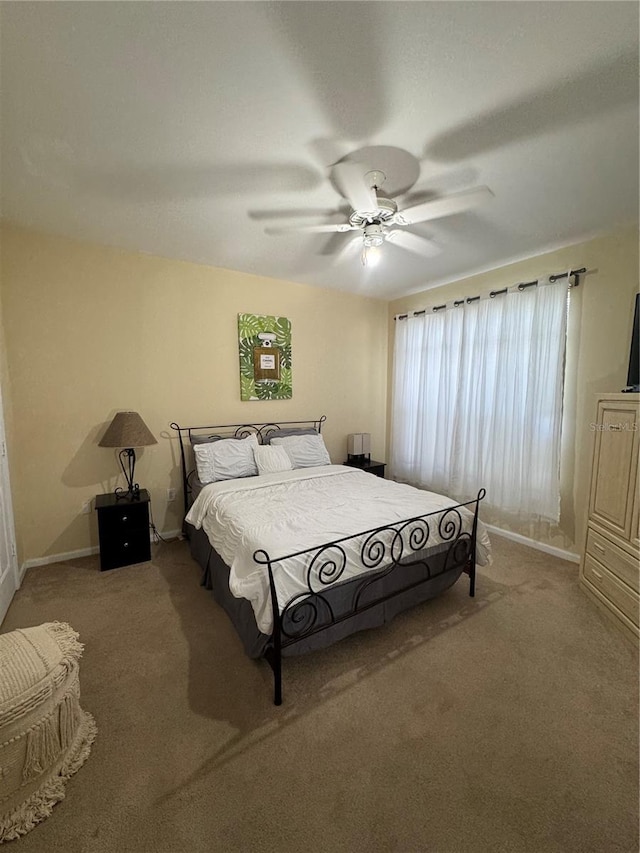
[592, 543, 605, 554]
[591, 569, 603, 581]
[608, 424, 622, 431]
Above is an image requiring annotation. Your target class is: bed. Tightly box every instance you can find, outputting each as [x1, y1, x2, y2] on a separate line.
[171, 417, 490, 704]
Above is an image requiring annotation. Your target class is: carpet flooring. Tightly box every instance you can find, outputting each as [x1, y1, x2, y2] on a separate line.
[1, 536, 638, 853]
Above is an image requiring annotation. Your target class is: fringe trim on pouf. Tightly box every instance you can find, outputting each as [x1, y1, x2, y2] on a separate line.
[0, 622, 96, 845]
[0, 710, 97, 844]
[45, 622, 85, 667]
[58, 692, 79, 753]
[22, 709, 61, 783]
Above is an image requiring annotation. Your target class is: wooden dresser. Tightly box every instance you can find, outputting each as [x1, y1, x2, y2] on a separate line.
[580, 393, 639, 641]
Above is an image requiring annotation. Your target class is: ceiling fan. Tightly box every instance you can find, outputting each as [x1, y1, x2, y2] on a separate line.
[264, 161, 494, 267]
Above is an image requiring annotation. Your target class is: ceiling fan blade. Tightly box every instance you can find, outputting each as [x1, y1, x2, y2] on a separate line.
[265, 222, 356, 235]
[332, 162, 377, 212]
[396, 186, 494, 226]
[319, 230, 354, 256]
[70, 162, 321, 201]
[265, 4, 387, 139]
[249, 207, 340, 221]
[331, 235, 362, 266]
[386, 230, 440, 257]
[425, 51, 637, 164]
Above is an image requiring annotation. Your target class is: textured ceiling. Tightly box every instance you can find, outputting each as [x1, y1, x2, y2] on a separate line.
[1, 2, 638, 299]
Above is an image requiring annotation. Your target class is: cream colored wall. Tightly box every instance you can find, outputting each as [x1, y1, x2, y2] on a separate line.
[0, 268, 14, 455]
[0, 224, 388, 565]
[2, 222, 636, 565]
[0, 249, 17, 560]
[388, 226, 639, 555]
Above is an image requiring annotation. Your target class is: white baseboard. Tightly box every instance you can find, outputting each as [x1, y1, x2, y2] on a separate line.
[20, 525, 578, 571]
[157, 528, 182, 542]
[486, 524, 580, 564]
[21, 528, 184, 572]
[23, 545, 100, 570]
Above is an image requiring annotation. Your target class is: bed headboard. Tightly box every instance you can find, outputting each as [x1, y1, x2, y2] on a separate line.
[170, 416, 327, 519]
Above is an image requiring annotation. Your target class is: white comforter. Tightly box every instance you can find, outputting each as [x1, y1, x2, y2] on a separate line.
[185, 465, 491, 634]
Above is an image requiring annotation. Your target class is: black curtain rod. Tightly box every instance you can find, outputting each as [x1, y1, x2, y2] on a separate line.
[395, 267, 587, 320]
[549, 267, 586, 282]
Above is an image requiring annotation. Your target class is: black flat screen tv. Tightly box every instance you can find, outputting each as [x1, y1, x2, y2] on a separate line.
[625, 293, 640, 391]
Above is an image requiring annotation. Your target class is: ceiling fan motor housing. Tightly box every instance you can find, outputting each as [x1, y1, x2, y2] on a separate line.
[349, 196, 398, 228]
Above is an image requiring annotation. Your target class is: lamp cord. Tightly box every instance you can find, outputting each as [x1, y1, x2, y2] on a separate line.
[148, 497, 170, 544]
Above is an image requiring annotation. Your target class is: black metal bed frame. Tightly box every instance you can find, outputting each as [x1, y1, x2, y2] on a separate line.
[171, 417, 485, 705]
[170, 416, 326, 525]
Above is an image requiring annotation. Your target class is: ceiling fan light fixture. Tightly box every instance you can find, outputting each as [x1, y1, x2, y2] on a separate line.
[363, 223, 384, 248]
[361, 243, 382, 268]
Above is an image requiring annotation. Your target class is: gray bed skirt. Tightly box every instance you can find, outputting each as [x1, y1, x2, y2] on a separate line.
[187, 522, 465, 660]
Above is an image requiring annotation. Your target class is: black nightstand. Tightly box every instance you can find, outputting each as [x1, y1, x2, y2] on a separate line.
[343, 459, 386, 478]
[95, 490, 151, 571]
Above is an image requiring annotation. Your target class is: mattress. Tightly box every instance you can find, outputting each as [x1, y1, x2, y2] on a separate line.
[189, 475, 208, 503]
[185, 465, 491, 635]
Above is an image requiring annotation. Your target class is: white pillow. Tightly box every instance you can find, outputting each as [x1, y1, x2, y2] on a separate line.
[253, 444, 293, 476]
[193, 434, 258, 483]
[270, 433, 331, 468]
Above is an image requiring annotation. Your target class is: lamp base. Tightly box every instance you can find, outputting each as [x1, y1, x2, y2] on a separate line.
[114, 484, 141, 502]
[347, 453, 371, 465]
[116, 448, 141, 501]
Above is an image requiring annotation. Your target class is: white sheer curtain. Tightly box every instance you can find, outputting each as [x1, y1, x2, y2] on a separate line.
[390, 283, 568, 521]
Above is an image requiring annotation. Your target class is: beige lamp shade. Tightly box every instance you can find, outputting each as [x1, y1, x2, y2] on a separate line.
[98, 411, 157, 448]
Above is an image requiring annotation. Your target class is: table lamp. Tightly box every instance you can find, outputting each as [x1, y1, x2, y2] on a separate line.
[347, 432, 371, 464]
[99, 411, 157, 500]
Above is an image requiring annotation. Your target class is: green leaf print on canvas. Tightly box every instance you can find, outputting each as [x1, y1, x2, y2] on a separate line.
[255, 381, 276, 400]
[273, 317, 291, 348]
[240, 374, 256, 400]
[237, 313, 292, 401]
[238, 314, 263, 339]
[272, 385, 292, 400]
[279, 345, 292, 370]
[238, 339, 255, 376]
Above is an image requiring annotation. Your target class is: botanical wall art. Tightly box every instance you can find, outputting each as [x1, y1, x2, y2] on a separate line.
[238, 313, 292, 401]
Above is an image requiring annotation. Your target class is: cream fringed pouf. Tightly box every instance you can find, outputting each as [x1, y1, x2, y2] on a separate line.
[0, 622, 97, 843]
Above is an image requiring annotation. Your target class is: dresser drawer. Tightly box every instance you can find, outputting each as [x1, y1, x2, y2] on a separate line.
[99, 536, 151, 571]
[99, 501, 149, 532]
[582, 554, 639, 627]
[586, 528, 639, 593]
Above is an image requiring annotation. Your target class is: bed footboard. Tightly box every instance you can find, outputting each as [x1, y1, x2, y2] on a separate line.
[255, 488, 486, 705]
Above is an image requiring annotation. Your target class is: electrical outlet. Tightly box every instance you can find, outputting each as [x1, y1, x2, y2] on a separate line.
[81, 500, 91, 515]
[167, 488, 176, 502]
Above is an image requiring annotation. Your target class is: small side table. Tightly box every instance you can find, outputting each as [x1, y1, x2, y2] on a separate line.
[343, 459, 386, 478]
[95, 490, 151, 571]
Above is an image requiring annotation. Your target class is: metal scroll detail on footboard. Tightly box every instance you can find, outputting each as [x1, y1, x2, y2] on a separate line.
[254, 488, 486, 705]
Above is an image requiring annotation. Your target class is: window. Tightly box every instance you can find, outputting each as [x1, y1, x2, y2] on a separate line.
[390, 283, 568, 521]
